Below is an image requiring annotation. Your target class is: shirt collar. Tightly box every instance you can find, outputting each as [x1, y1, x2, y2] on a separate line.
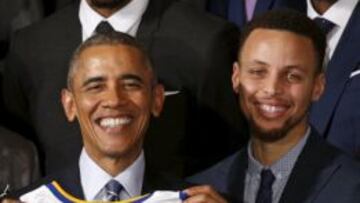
[307, 0, 358, 31]
[247, 127, 311, 179]
[79, 0, 149, 40]
[79, 148, 145, 200]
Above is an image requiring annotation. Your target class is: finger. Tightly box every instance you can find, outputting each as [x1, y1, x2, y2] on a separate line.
[1, 199, 22, 203]
[184, 185, 227, 203]
[184, 194, 226, 203]
[184, 194, 215, 203]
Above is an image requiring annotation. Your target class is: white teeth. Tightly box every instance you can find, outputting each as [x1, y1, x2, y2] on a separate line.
[259, 104, 286, 113]
[100, 117, 131, 128]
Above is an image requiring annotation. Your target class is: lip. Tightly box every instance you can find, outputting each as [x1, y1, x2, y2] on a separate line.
[94, 114, 134, 135]
[254, 102, 290, 119]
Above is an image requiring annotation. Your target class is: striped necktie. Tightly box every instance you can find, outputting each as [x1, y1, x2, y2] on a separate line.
[104, 179, 123, 201]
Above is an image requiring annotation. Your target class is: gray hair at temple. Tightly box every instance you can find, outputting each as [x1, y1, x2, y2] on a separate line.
[67, 31, 156, 90]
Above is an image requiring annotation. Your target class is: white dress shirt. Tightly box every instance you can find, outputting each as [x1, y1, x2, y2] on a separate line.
[79, 0, 149, 40]
[307, 0, 358, 66]
[79, 149, 145, 200]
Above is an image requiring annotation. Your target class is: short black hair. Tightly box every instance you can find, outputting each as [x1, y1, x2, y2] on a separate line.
[68, 31, 155, 89]
[238, 9, 326, 74]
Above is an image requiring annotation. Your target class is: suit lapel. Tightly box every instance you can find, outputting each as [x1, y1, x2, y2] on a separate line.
[310, 2, 360, 136]
[227, 149, 248, 202]
[228, 0, 246, 28]
[59, 2, 82, 51]
[279, 129, 342, 203]
[272, 0, 307, 12]
[136, 0, 172, 52]
[254, 0, 275, 15]
[141, 167, 189, 194]
[207, 0, 229, 17]
[55, 164, 85, 199]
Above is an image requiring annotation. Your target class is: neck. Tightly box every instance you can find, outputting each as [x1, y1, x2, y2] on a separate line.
[93, 8, 121, 18]
[311, 0, 337, 15]
[86, 148, 141, 177]
[251, 122, 308, 166]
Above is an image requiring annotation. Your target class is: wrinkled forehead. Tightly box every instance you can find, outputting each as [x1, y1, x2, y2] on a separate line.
[72, 44, 153, 86]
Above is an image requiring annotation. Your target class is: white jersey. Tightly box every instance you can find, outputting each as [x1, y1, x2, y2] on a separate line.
[20, 181, 187, 203]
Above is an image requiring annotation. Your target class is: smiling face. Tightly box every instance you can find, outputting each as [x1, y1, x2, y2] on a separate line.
[232, 29, 325, 142]
[62, 44, 164, 163]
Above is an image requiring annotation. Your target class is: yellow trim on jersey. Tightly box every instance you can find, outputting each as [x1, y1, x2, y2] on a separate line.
[51, 181, 149, 203]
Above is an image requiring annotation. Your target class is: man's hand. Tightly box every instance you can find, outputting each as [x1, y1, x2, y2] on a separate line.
[1, 199, 22, 203]
[184, 185, 227, 203]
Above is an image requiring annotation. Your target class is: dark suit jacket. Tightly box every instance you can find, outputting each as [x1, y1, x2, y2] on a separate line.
[188, 129, 360, 203]
[185, 0, 306, 30]
[12, 160, 189, 200]
[309, 1, 360, 157]
[3, 0, 246, 177]
[0, 126, 40, 191]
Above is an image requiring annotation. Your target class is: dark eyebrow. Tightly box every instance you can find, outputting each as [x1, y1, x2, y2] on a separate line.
[285, 65, 306, 73]
[82, 76, 105, 88]
[252, 60, 268, 66]
[120, 74, 144, 84]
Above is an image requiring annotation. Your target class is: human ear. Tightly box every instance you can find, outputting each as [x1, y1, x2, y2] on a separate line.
[61, 89, 77, 122]
[312, 73, 325, 101]
[232, 62, 241, 94]
[151, 84, 165, 117]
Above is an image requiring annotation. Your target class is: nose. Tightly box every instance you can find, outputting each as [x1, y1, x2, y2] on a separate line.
[262, 74, 283, 96]
[103, 86, 128, 108]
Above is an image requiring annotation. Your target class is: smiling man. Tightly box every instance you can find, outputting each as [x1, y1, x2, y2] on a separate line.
[188, 10, 360, 203]
[1, 32, 227, 203]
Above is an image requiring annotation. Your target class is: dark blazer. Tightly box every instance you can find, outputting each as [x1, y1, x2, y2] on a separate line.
[0, 126, 40, 191]
[188, 129, 360, 203]
[3, 0, 246, 176]
[186, 0, 306, 30]
[13, 161, 189, 200]
[309, 1, 360, 157]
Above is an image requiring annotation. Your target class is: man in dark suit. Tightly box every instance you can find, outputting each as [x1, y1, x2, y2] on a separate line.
[0, 127, 40, 192]
[3, 0, 246, 176]
[306, 0, 360, 158]
[188, 10, 360, 203]
[1, 32, 228, 202]
[184, 0, 306, 30]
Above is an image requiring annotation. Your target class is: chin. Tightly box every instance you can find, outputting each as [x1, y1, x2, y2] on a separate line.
[253, 127, 288, 142]
[90, 0, 130, 8]
[250, 119, 290, 142]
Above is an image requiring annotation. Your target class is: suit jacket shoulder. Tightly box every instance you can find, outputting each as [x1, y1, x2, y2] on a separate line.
[188, 129, 360, 203]
[0, 127, 40, 191]
[187, 150, 246, 202]
[280, 131, 360, 203]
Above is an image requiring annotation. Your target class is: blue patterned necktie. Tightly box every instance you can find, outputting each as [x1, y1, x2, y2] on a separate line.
[104, 179, 123, 201]
[255, 169, 275, 203]
[313, 17, 335, 35]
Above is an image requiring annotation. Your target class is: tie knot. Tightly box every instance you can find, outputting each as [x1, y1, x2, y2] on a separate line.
[313, 17, 335, 35]
[260, 169, 275, 187]
[95, 21, 115, 34]
[105, 179, 123, 201]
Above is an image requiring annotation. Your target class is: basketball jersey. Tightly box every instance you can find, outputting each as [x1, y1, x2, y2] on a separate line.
[20, 181, 188, 203]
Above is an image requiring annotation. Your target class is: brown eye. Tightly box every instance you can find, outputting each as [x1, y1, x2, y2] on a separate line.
[123, 80, 142, 90]
[248, 68, 266, 78]
[287, 72, 302, 83]
[86, 83, 103, 93]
